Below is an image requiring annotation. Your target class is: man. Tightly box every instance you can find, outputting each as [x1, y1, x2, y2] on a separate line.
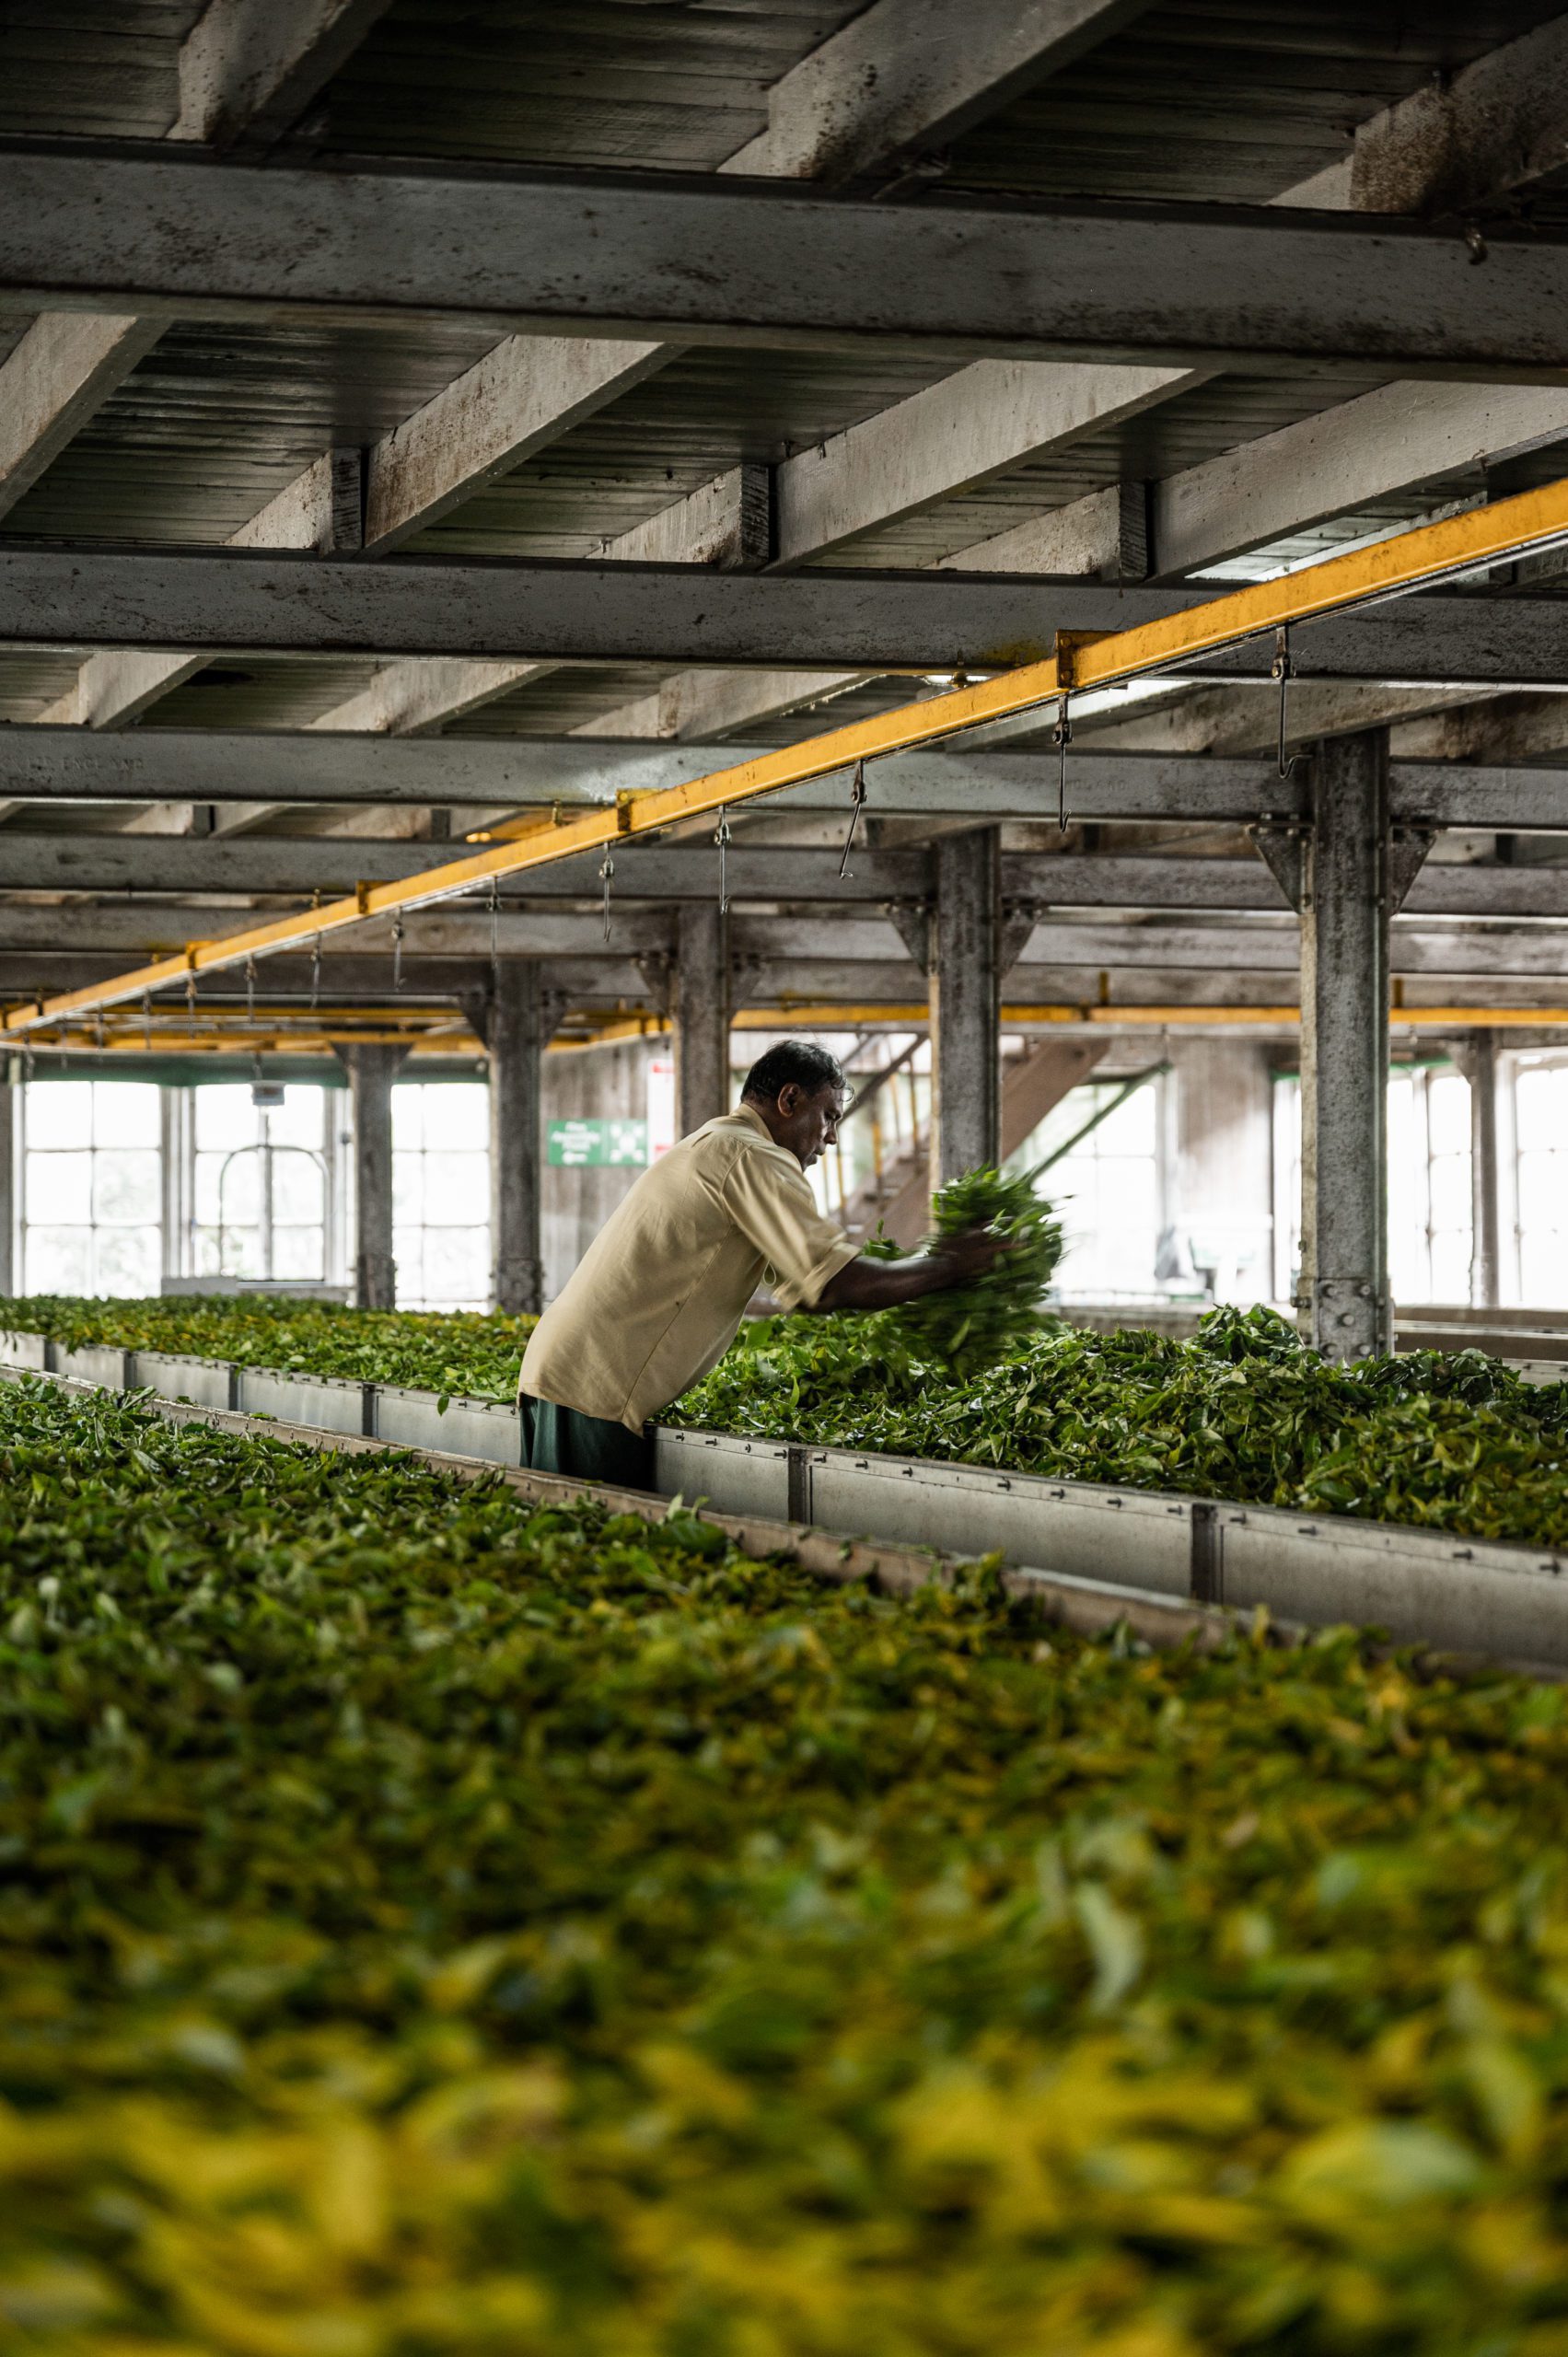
[518, 1038, 1009, 1488]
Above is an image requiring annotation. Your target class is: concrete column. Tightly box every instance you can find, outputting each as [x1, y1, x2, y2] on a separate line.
[339, 1043, 408, 1309]
[1458, 1029, 1501, 1309]
[487, 962, 544, 1313]
[674, 903, 730, 1138]
[0, 1060, 14, 1297]
[1300, 729, 1391, 1361]
[930, 828, 1001, 1189]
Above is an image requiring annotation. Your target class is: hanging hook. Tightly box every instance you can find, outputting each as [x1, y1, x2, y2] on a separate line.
[142, 992, 151, 1052]
[488, 875, 501, 999]
[1053, 686, 1072, 834]
[185, 968, 196, 1022]
[714, 804, 733, 914]
[245, 955, 257, 1023]
[1273, 625, 1307, 782]
[392, 911, 406, 993]
[838, 758, 867, 880]
[598, 848, 615, 942]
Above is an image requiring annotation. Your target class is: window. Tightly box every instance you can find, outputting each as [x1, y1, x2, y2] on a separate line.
[19, 1080, 162, 1296]
[1388, 1066, 1471, 1306]
[1035, 1077, 1163, 1299]
[1272, 1066, 1472, 1310]
[190, 1085, 331, 1282]
[394, 1081, 491, 1308]
[1512, 1056, 1568, 1306]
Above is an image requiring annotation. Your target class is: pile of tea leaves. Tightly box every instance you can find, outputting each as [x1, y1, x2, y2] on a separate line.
[678, 1303, 1568, 1552]
[4, 1377, 1568, 2353]
[878, 1165, 1064, 1375]
[0, 1292, 533, 1400]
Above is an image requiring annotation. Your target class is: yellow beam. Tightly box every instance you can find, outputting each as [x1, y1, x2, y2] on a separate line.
[14, 470, 1568, 1044]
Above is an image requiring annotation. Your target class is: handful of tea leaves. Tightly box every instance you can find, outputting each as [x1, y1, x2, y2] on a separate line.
[885, 1165, 1063, 1373]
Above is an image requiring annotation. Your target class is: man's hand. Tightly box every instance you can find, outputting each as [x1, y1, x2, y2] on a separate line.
[814, 1223, 1015, 1313]
[926, 1224, 1016, 1286]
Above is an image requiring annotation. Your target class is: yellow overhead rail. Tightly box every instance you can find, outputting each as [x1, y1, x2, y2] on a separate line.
[9, 473, 1568, 1044]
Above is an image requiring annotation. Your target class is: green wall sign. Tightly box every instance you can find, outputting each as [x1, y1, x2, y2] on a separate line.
[547, 1119, 648, 1168]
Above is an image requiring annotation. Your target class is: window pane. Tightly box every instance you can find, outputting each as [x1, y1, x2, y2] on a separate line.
[272, 1225, 324, 1280]
[1427, 1155, 1470, 1234]
[1430, 1233, 1472, 1303]
[95, 1228, 160, 1295]
[1518, 1152, 1565, 1235]
[92, 1083, 159, 1148]
[392, 1156, 424, 1223]
[216, 1150, 262, 1227]
[268, 1086, 325, 1150]
[432, 1084, 488, 1152]
[422, 1150, 487, 1224]
[1097, 1089, 1156, 1154]
[26, 1229, 91, 1292]
[27, 1084, 92, 1149]
[391, 1088, 425, 1148]
[94, 1149, 160, 1225]
[35, 1152, 92, 1224]
[195, 1088, 257, 1151]
[421, 1228, 490, 1301]
[270, 1151, 323, 1224]
[219, 1226, 263, 1279]
[1515, 1068, 1567, 1153]
[1428, 1073, 1470, 1157]
[1520, 1231, 1568, 1308]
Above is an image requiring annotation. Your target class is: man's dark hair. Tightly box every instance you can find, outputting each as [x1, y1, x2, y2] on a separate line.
[740, 1039, 845, 1105]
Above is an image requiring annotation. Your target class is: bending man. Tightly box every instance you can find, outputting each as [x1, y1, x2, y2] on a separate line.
[517, 1038, 1008, 1488]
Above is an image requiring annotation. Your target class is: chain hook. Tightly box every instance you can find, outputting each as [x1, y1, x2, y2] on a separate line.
[598, 848, 615, 943]
[488, 875, 501, 999]
[392, 912, 405, 994]
[838, 758, 867, 880]
[308, 888, 323, 1009]
[1053, 686, 1072, 834]
[714, 805, 733, 914]
[245, 955, 257, 1023]
[1272, 624, 1307, 783]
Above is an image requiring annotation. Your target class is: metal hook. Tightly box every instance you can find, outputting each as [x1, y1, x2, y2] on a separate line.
[391, 912, 405, 993]
[1053, 687, 1072, 833]
[839, 758, 867, 879]
[245, 955, 256, 1022]
[488, 875, 501, 999]
[598, 848, 615, 942]
[714, 804, 733, 914]
[308, 888, 323, 1008]
[1273, 625, 1307, 782]
[185, 969, 196, 1021]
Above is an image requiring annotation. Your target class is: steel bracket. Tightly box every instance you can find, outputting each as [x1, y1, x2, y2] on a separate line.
[1384, 821, 1436, 913]
[1249, 812, 1310, 913]
[886, 894, 933, 976]
[999, 896, 1040, 977]
[633, 949, 674, 1017]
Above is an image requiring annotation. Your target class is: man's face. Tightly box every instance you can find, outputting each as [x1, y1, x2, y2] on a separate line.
[772, 1082, 845, 1170]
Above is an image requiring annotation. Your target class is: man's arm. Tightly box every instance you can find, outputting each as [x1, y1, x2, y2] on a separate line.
[810, 1228, 1007, 1313]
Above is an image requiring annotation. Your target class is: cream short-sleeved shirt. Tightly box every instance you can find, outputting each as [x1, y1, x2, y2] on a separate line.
[519, 1104, 857, 1432]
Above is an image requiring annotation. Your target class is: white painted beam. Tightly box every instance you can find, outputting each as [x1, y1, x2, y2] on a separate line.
[173, 0, 399, 153]
[725, 0, 1153, 184]
[773, 359, 1199, 566]
[36, 447, 364, 729]
[313, 463, 772, 744]
[0, 314, 164, 524]
[1347, 10, 1568, 220]
[6, 153, 1568, 377]
[1152, 382, 1568, 580]
[362, 335, 671, 555]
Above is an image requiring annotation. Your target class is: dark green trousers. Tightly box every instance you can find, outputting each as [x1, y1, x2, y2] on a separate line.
[518, 1393, 655, 1492]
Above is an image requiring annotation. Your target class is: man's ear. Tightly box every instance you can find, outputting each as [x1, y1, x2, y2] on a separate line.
[775, 1083, 799, 1118]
